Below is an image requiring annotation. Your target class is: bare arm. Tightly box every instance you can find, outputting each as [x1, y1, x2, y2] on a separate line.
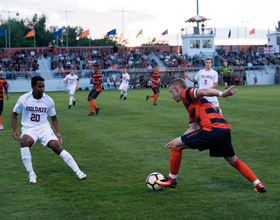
[184, 72, 197, 84]
[196, 85, 237, 99]
[63, 79, 67, 86]
[51, 115, 62, 144]
[184, 122, 198, 135]
[12, 112, 20, 141]
[76, 79, 79, 88]
[209, 82, 218, 90]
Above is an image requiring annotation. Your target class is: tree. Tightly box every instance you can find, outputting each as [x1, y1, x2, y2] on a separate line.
[142, 37, 169, 46]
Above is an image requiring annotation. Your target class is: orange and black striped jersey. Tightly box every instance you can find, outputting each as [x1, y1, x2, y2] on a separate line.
[151, 71, 161, 88]
[181, 87, 230, 132]
[0, 77, 8, 101]
[92, 71, 102, 91]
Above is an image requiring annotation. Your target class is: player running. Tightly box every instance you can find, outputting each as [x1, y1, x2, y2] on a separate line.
[63, 68, 79, 109]
[87, 64, 102, 116]
[118, 68, 130, 100]
[0, 75, 9, 130]
[146, 65, 161, 106]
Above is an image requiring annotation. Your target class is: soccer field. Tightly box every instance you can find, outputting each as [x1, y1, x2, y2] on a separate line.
[0, 85, 279, 220]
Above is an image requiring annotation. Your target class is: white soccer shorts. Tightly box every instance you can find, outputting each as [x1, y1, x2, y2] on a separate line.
[21, 127, 58, 147]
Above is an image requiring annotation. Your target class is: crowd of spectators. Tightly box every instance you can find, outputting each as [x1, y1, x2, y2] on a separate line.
[156, 50, 205, 68]
[216, 47, 280, 67]
[0, 50, 40, 79]
[51, 49, 158, 78]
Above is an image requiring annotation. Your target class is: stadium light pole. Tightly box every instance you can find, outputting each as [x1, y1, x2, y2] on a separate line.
[116, 10, 130, 57]
[2, 11, 20, 60]
[59, 11, 74, 55]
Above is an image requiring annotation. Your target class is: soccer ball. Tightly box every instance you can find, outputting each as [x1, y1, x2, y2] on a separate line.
[146, 172, 164, 191]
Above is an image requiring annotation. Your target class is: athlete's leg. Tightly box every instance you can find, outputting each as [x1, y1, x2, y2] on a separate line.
[20, 134, 36, 182]
[224, 156, 266, 192]
[48, 140, 86, 179]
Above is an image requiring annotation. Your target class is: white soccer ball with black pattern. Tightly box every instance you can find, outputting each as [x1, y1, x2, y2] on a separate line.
[146, 172, 164, 191]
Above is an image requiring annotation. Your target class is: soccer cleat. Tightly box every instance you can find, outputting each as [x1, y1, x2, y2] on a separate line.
[153, 103, 158, 106]
[95, 107, 100, 115]
[253, 182, 267, 193]
[0, 125, 4, 130]
[123, 97, 127, 100]
[87, 111, 95, 116]
[68, 105, 71, 109]
[154, 177, 177, 189]
[146, 95, 149, 101]
[73, 100, 76, 106]
[77, 171, 87, 180]
[120, 94, 123, 99]
[29, 173, 37, 183]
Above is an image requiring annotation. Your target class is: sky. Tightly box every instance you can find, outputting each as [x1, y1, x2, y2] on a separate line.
[1, 0, 279, 47]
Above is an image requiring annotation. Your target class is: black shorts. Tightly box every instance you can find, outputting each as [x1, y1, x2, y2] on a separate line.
[88, 90, 101, 99]
[181, 129, 235, 157]
[243, 76, 246, 80]
[152, 87, 159, 94]
[223, 77, 231, 85]
[0, 100, 3, 114]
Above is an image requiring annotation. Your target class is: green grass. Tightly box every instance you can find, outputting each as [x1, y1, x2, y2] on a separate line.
[0, 85, 279, 220]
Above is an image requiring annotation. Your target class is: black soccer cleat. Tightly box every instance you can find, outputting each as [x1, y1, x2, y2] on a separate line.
[123, 97, 127, 100]
[73, 100, 76, 106]
[253, 186, 267, 193]
[87, 112, 95, 116]
[95, 107, 100, 115]
[68, 105, 71, 109]
[146, 95, 149, 101]
[120, 94, 123, 99]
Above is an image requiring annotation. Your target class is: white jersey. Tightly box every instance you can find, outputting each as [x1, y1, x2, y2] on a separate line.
[120, 72, 130, 87]
[64, 74, 79, 88]
[194, 68, 218, 89]
[13, 91, 56, 129]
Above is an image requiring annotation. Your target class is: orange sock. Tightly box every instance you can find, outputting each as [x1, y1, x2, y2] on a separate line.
[88, 100, 97, 113]
[232, 159, 258, 183]
[148, 95, 155, 99]
[169, 148, 182, 183]
[153, 96, 158, 104]
[0, 114, 2, 125]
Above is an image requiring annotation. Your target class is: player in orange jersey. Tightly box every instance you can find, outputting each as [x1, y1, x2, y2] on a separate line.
[146, 65, 161, 106]
[0, 76, 9, 130]
[87, 64, 102, 116]
[155, 78, 266, 193]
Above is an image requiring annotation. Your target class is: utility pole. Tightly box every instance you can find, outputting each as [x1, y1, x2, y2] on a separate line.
[59, 11, 74, 55]
[2, 11, 19, 59]
[116, 10, 130, 57]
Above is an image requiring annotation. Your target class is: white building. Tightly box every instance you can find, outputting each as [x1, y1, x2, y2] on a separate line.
[267, 21, 280, 53]
[181, 25, 216, 57]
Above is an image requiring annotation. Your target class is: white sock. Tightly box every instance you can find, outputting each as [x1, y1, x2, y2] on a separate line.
[119, 91, 122, 95]
[219, 108, 222, 115]
[253, 179, 260, 186]
[73, 96, 75, 102]
[21, 147, 34, 175]
[59, 150, 81, 175]
[69, 96, 73, 105]
[124, 92, 127, 97]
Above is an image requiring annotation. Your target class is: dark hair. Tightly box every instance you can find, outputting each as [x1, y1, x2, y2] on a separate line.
[206, 58, 213, 63]
[93, 64, 99, 68]
[31, 76, 45, 87]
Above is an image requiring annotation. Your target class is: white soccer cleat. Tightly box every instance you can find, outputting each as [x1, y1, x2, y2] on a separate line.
[0, 125, 4, 130]
[77, 171, 87, 180]
[29, 173, 37, 183]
